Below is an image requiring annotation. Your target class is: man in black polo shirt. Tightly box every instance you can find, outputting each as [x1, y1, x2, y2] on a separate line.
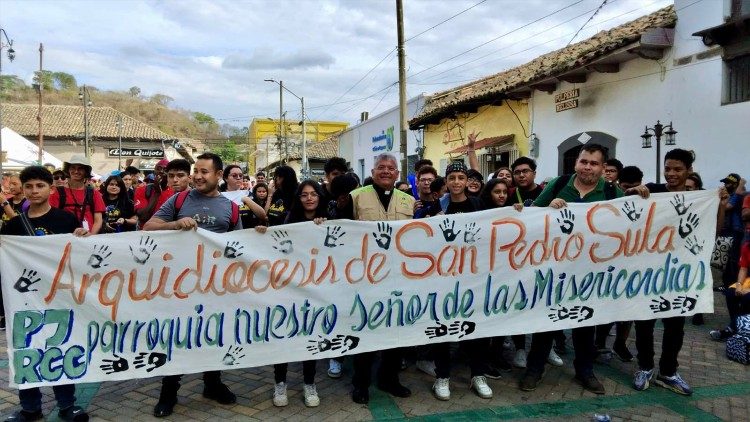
[507, 156, 544, 207]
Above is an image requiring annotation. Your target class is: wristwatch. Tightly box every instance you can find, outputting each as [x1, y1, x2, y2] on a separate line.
[0, 200, 9, 207]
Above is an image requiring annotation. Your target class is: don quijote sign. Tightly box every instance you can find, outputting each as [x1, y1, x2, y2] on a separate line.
[108, 148, 165, 158]
[555, 88, 580, 113]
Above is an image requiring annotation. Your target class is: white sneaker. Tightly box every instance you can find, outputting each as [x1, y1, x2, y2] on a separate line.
[273, 382, 288, 407]
[470, 376, 493, 399]
[327, 359, 342, 378]
[303, 383, 320, 407]
[416, 360, 437, 377]
[547, 349, 564, 367]
[513, 349, 527, 368]
[432, 378, 450, 401]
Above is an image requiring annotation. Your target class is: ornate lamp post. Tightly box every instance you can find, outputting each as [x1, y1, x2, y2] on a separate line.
[0, 27, 16, 174]
[79, 85, 93, 157]
[640, 120, 677, 183]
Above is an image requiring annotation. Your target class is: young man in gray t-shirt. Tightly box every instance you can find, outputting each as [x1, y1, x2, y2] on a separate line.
[144, 153, 241, 417]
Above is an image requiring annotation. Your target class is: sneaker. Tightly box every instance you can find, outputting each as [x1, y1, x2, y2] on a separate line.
[547, 350, 564, 366]
[303, 384, 320, 407]
[484, 366, 503, 380]
[432, 378, 450, 401]
[0, 316, 5, 331]
[203, 382, 236, 405]
[656, 373, 692, 396]
[4, 409, 43, 422]
[612, 343, 634, 362]
[574, 373, 605, 395]
[513, 349, 527, 368]
[57, 405, 89, 422]
[709, 327, 733, 341]
[327, 359, 342, 378]
[633, 368, 654, 391]
[273, 382, 288, 407]
[416, 360, 437, 377]
[470, 375, 493, 399]
[519, 371, 543, 391]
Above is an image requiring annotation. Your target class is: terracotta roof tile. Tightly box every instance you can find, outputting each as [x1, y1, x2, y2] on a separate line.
[410, 5, 676, 127]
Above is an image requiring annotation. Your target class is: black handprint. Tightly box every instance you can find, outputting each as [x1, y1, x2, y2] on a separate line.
[224, 241, 244, 258]
[621, 201, 643, 222]
[220, 346, 246, 365]
[685, 235, 704, 256]
[670, 194, 693, 216]
[130, 235, 157, 264]
[678, 213, 700, 239]
[425, 321, 449, 338]
[306, 335, 343, 355]
[548, 306, 570, 322]
[439, 219, 461, 242]
[324, 225, 346, 248]
[340, 335, 360, 353]
[373, 222, 393, 250]
[650, 296, 672, 313]
[271, 230, 293, 254]
[672, 296, 698, 314]
[133, 352, 168, 372]
[14, 269, 41, 293]
[556, 209, 575, 234]
[568, 306, 594, 322]
[463, 222, 480, 244]
[100, 355, 129, 374]
[448, 321, 476, 338]
[87, 245, 112, 269]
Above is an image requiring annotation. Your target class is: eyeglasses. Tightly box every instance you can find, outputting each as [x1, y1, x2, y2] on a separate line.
[513, 169, 533, 176]
[468, 178, 481, 183]
[53, 176, 67, 180]
[418, 178, 435, 184]
[300, 192, 319, 199]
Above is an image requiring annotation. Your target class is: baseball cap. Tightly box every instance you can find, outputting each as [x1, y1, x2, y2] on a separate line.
[445, 161, 468, 177]
[720, 173, 740, 184]
[156, 159, 170, 168]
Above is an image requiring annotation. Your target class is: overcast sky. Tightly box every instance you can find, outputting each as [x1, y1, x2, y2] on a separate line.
[1, 0, 671, 129]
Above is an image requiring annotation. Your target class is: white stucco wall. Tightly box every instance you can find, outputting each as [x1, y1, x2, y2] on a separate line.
[338, 95, 425, 181]
[532, 0, 750, 187]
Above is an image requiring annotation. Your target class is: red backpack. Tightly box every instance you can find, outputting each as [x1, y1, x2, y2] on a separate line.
[172, 190, 240, 231]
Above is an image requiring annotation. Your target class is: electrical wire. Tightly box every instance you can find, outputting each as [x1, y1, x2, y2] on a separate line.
[567, 0, 609, 46]
[405, 0, 488, 42]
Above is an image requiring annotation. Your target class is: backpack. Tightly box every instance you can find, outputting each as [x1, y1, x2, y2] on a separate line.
[172, 190, 240, 231]
[726, 333, 750, 365]
[56, 186, 95, 227]
[550, 174, 618, 201]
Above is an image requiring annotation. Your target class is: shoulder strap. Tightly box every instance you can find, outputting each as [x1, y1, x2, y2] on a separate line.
[172, 190, 191, 221]
[145, 184, 153, 199]
[229, 202, 240, 231]
[56, 186, 67, 209]
[19, 212, 37, 236]
[604, 181, 617, 200]
[551, 174, 573, 199]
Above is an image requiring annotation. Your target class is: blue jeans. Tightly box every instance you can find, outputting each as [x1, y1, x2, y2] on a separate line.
[19, 384, 75, 412]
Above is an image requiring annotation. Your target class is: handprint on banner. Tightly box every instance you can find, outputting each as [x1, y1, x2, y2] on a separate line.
[463, 222, 481, 244]
[548, 306, 594, 322]
[221, 346, 246, 365]
[685, 235, 704, 256]
[448, 321, 476, 338]
[670, 193, 693, 216]
[271, 230, 293, 254]
[425, 321, 449, 338]
[100, 355, 129, 374]
[650, 296, 672, 313]
[14, 269, 41, 293]
[672, 295, 698, 314]
[373, 222, 393, 250]
[678, 213, 700, 239]
[130, 235, 157, 264]
[305, 335, 360, 355]
[133, 352, 167, 372]
[548, 306, 570, 322]
[324, 226, 346, 248]
[439, 218, 461, 242]
[557, 209, 575, 234]
[621, 201, 643, 222]
[224, 241, 244, 258]
[87, 244, 112, 268]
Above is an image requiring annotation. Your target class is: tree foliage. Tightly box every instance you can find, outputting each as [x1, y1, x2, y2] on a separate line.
[149, 93, 173, 106]
[32, 71, 77, 91]
[128, 86, 141, 98]
[216, 141, 243, 164]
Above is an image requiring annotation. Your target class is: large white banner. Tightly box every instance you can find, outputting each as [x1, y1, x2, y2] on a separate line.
[1, 191, 717, 388]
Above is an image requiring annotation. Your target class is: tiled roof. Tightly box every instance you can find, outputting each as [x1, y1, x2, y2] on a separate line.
[1, 103, 192, 142]
[410, 5, 676, 127]
[285, 136, 340, 161]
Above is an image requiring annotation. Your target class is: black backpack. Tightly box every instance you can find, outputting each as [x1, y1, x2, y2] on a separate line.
[550, 174, 617, 201]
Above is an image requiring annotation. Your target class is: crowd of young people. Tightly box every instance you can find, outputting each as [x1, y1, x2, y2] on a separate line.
[0, 142, 730, 420]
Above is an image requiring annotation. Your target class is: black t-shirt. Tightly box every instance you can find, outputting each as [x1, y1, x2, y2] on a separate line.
[446, 197, 483, 215]
[1, 198, 27, 223]
[103, 197, 136, 233]
[267, 192, 290, 227]
[508, 184, 544, 206]
[1, 207, 79, 236]
[645, 183, 669, 193]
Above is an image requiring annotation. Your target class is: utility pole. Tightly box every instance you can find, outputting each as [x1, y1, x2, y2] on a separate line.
[0, 27, 16, 175]
[279, 80, 286, 164]
[396, 0, 408, 178]
[116, 115, 123, 170]
[301, 97, 307, 179]
[36, 43, 43, 164]
[79, 85, 92, 158]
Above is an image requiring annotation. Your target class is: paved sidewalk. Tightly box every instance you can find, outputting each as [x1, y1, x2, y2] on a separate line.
[1, 292, 748, 421]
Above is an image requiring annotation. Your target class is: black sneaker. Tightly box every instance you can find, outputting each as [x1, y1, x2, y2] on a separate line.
[612, 343, 634, 362]
[691, 314, 704, 326]
[484, 366, 503, 380]
[519, 371, 543, 392]
[574, 373, 605, 395]
[0, 316, 6, 331]
[203, 382, 236, 404]
[4, 409, 43, 422]
[58, 406, 88, 422]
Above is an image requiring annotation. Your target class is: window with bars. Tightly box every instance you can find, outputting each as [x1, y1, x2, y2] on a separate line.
[725, 54, 750, 104]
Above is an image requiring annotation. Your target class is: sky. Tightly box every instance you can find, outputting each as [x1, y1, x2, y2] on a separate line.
[0, 0, 672, 129]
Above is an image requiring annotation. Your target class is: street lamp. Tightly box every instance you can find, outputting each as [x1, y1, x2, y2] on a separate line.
[640, 120, 677, 183]
[265, 79, 308, 179]
[79, 84, 93, 158]
[0, 27, 16, 174]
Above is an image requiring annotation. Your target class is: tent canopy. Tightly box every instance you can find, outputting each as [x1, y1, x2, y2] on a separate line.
[1, 126, 63, 170]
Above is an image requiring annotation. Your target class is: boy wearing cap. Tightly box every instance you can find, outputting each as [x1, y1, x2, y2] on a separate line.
[134, 159, 173, 228]
[49, 155, 105, 235]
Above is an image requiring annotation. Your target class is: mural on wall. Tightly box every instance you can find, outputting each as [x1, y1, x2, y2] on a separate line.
[372, 126, 395, 152]
[442, 116, 467, 161]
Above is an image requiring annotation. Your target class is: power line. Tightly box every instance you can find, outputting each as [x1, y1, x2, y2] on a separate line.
[567, 0, 609, 46]
[405, 0, 488, 42]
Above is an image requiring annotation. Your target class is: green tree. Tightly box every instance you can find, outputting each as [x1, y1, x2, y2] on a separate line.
[0, 75, 26, 91]
[129, 86, 141, 97]
[216, 141, 243, 164]
[33, 70, 55, 91]
[52, 72, 77, 90]
[194, 111, 217, 126]
[149, 93, 173, 106]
